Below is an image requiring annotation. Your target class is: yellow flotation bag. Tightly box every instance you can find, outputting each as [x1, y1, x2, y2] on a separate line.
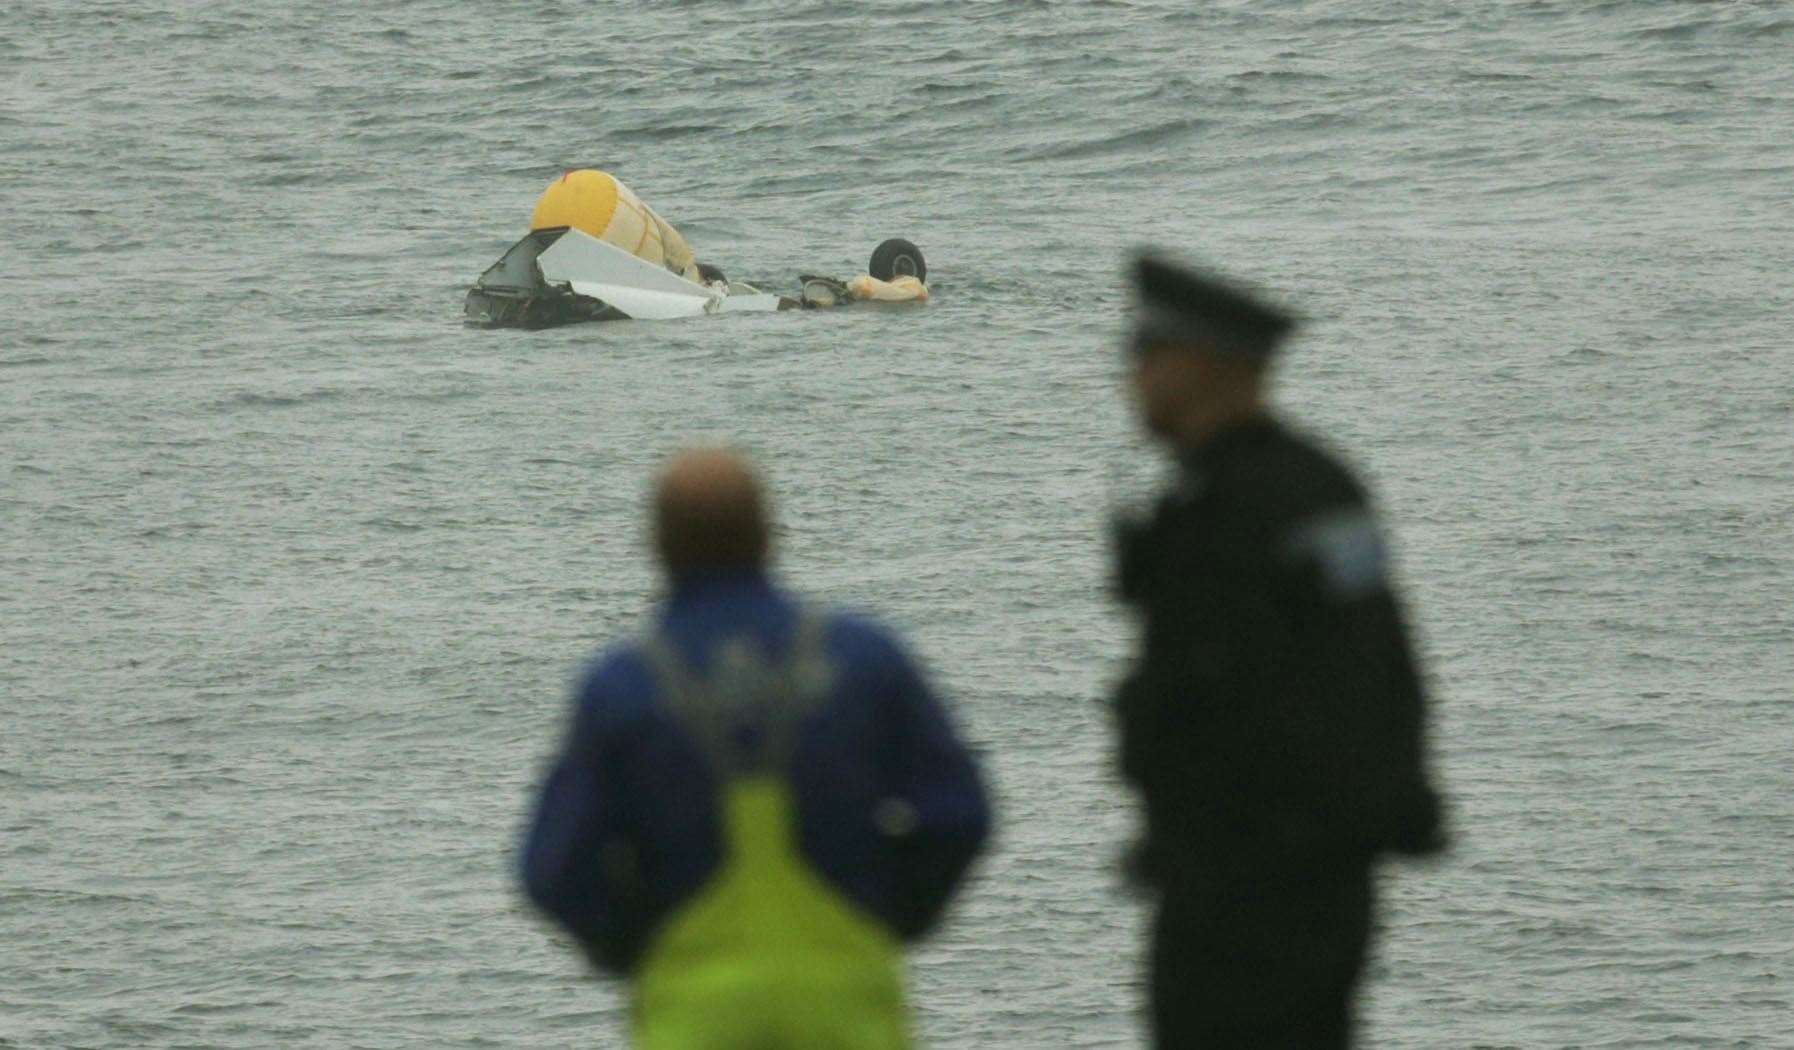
[530, 170, 702, 282]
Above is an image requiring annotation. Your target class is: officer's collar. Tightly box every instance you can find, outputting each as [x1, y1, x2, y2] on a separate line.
[1177, 413, 1281, 473]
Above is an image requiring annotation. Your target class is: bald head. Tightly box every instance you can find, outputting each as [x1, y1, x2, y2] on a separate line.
[653, 447, 771, 579]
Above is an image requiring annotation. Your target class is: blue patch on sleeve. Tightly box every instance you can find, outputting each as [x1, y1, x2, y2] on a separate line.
[1286, 509, 1388, 599]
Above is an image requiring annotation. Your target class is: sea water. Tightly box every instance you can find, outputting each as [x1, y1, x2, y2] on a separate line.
[4, 2, 1792, 1046]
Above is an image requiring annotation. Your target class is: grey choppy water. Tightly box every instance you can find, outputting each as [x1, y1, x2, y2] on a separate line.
[4, 1, 1792, 1046]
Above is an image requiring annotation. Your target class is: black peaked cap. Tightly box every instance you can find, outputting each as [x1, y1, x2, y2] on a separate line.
[1131, 252, 1298, 361]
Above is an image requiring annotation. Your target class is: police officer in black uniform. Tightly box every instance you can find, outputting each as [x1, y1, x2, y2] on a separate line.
[1114, 253, 1445, 1048]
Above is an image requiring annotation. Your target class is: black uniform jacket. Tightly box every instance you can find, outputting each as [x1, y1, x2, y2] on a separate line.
[1116, 417, 1442, 891]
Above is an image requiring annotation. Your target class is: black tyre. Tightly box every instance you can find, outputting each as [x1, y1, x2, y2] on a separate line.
[868, 238, 926, 283]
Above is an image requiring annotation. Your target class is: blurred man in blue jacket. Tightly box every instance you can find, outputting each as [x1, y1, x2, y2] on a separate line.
[521, 447, 990, 1050]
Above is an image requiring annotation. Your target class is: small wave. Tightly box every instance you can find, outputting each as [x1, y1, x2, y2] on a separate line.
[909, 47, 978, 64]
[171, 998, 285, 1016]
[1304, 14, 1409, 30]
[248, 168, 335, 187]
[1459, 70, 1535, 84]
[1627, 18, 1714, 42]
[499, 74, 563, 95]
[360, 517, 426, 532]
[398, 387, 481, 404]
[1, 888, 153, 908]
[612, 123, 727, 142]
[914, 79, 995, 97]
[214, 388, 347, 410]
[1648, 77, 1721, 94]
[1012, 117, 1207, 163]
[1482, 172, 1607, 196]
[1229, 69, 1334, 84]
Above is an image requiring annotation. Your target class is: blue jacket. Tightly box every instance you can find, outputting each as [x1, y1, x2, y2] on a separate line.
[521, 571, 991, 973]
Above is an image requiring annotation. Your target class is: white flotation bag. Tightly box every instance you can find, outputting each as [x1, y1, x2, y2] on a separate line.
[845, 274, 929, 303]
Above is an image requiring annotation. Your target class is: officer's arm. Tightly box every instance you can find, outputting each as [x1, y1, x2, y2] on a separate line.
[518, 659, 649, 972]
[1258, 502, 1444, 857]
[1112, 503, 1263, 822]
[878, 638, 991, 940]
